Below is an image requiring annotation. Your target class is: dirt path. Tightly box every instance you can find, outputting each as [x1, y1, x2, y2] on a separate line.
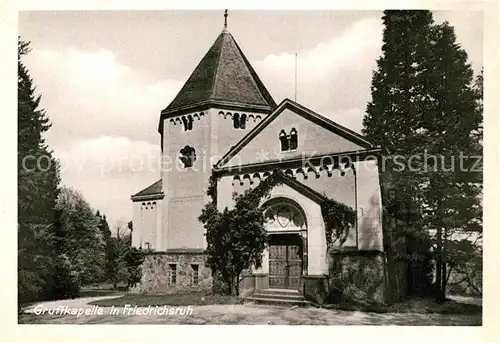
[20, 296, 481, 325]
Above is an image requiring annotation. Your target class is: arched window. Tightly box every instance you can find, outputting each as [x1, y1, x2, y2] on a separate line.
[179, 145, 196, 168]
[290, 128, 298, 150]
[181, 116, 188, 131]
[279, 130, 289, 151]
[240, 113, 247, 129]
[187, 115, 193, 130]
[233, 113, 240, 129]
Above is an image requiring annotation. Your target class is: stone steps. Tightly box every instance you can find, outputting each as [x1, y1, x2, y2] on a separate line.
[245, 289, 309, 307]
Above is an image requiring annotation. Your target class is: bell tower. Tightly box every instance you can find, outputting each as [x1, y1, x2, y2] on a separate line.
[157, 11, 277, 252]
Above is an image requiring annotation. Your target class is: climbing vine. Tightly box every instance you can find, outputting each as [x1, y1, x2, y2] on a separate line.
[207, 173, 219, 203]
[200, 169, 356, 295]
[321, 198, 356, 248]
[233, 170, 284, 210]
[199, 171, 284, 295]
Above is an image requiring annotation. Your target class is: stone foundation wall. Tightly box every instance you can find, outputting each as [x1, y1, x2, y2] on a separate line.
[328, 250, 386, 304]
[301, 275, 329, 305]
[300, 251, 386, 304]
[131, 252, 212, 293]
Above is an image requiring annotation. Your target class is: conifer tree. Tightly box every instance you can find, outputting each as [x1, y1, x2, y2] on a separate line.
[419, 23, 482, 300]
[18, 39, 62, 303]
[363, 10, 436, 298]
[363, 11, 482, 300]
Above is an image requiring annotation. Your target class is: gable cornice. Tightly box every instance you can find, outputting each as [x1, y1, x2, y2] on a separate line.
[131, 193, 165, 202]
[213, 148, 382, 176]
[215, 98, 376, 168]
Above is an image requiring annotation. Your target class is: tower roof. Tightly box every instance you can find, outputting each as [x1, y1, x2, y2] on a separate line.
[161, 29, 277, 116]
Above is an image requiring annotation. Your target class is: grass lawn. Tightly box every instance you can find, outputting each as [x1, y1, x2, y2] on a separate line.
[88, 291, 243, 307]
[321, 297, 482, 315]
[78, 289, 126, 298]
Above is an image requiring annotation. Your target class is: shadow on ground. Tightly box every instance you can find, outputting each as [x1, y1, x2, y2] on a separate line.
[19, 296, 481, 326]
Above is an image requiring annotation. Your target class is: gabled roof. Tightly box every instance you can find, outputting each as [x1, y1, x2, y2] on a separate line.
[250, 169, 328, 205]
[131, 179, 164, 201]
[215, 98, 375, 168]
[162, 29, 276, 116]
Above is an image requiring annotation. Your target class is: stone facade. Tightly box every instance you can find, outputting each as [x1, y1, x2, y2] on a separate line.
[299, 251, 386, 305]
[130, 25, 386, 300]
[328, 251, 386, 304]
[132, 252, 212, 293]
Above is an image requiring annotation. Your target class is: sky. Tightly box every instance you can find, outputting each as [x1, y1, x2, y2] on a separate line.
[18, 10, 483, 231]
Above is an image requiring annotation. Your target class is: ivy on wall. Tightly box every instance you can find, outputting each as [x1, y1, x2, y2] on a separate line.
[233, 171, 283, 209]
[208, 168, 356, 250]
[321, 199, 356, 248]
[207, 173, 218, 203]
[199, 172, 279, 295]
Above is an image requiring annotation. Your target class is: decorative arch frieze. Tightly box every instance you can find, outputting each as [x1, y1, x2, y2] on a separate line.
[232, 175, 241, 186]
[251, 173, 261, 186]
[215, 111, 264, 128]
[168, 111, 205, 129]
[229, 161, 355, 189]
[284, 169, 294, 178]
[241, 174, 252, 185]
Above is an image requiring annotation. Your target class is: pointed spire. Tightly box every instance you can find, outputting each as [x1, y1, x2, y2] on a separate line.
[224, 9, 228, 30]
[162, 28, 276, 115]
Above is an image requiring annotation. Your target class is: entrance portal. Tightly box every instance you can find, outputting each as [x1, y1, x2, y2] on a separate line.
[268, 234, 303, 289]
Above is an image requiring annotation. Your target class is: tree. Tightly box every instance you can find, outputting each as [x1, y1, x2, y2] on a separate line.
[55, 188, 106, 288]
[199, 176, 268, 296]
[417, 22, 482, 301]
[17, 38, 62, 304]
[105, 221, 145, 290]
[96, 211, 115, 283]
[363, 11, 482, 301]
[445, 237, 482, 295]
[123, 246, 146, 288]
[363, 10, 436, 299]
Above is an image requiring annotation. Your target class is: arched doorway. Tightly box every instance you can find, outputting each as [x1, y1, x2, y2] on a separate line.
[263, 199, 307, 289]
[268, 234, 303, 289]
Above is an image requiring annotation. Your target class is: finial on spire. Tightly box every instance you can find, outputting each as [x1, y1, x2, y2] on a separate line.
[224, 9, 228, 29]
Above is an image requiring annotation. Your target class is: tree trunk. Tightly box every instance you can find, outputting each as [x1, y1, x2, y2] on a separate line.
[441, 262, 447, 299]
[384, 216, 397, 303]
[441, 228, 447, 300]
[435, 226, 445, 302]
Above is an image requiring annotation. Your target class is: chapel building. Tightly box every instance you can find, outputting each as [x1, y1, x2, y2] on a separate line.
[130, 17, 386, 302]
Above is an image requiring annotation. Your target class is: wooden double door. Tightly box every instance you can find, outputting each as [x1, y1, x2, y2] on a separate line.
[268, 234, 303, 289]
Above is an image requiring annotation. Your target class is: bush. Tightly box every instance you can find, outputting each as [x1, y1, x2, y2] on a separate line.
[326, 254, 386, 306]
[124, 247, 146, 288]
[46, 255, 80, 300]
